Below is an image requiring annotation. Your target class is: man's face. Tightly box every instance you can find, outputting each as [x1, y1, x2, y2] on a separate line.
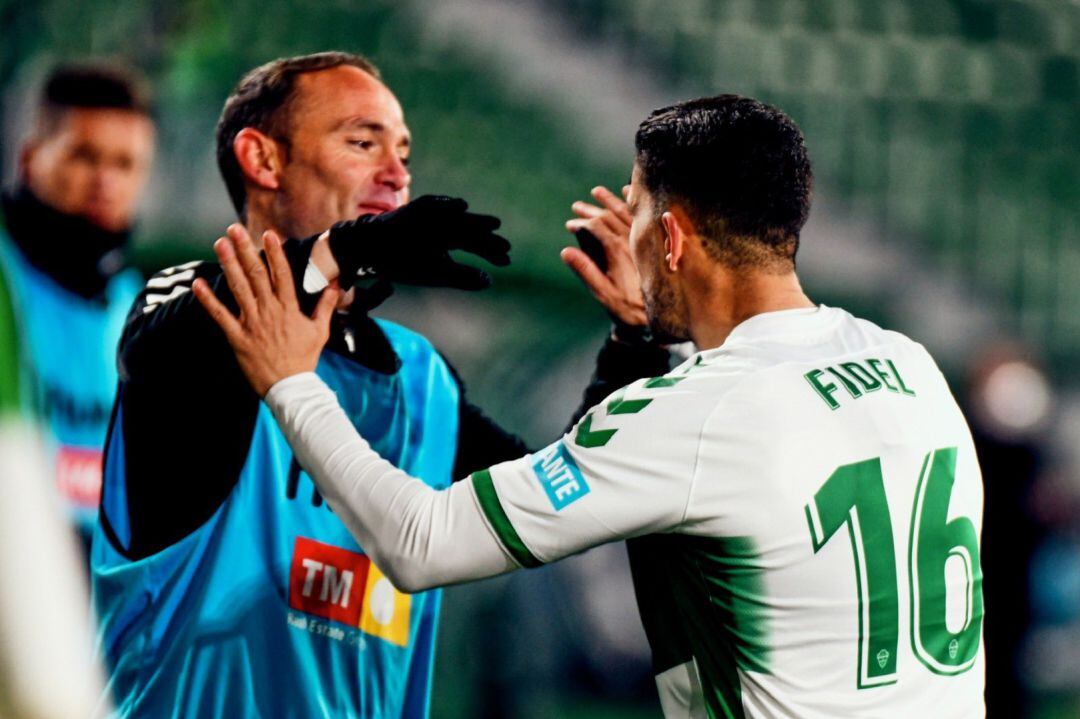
[627, 163, 689, 340]
[22, 107, 155, 232]
[271, 66, 411, 238]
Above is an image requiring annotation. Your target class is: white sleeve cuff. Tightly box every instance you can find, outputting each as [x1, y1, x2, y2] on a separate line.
[264, 371, 329, 410]
[302, 260, 330, 294]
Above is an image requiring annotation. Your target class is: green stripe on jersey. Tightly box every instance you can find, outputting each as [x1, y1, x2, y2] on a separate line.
[0, 260, 22, 416]
[471, 469, 542, 568]
[633, 534, 770, 719]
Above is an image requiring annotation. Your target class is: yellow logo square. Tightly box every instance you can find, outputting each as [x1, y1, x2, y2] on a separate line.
[358, 562, 411, 647]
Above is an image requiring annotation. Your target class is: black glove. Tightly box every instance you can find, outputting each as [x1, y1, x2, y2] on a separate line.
[328, 195, 510, 291]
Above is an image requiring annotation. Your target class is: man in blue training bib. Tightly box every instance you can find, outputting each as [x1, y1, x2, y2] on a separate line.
[0, 64, 154, 553]
[92, 52, 670, 718]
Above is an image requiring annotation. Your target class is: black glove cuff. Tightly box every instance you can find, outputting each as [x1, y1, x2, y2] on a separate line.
[327, 217, 379, 283]
[597, 329, 671, 384]
[610, 320, 663, 347]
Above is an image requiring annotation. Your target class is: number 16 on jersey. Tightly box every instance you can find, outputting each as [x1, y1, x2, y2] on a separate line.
[805, 447, 983, 689]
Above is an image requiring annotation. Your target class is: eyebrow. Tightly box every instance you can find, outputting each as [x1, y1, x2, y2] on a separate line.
[335, 118, 411, 147]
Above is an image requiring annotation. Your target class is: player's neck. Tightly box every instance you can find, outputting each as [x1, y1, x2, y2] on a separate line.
[687, 269, 814, 350]
[242, 214, 272, 250]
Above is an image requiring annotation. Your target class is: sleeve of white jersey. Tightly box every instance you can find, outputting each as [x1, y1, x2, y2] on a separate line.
[265, 370, 710, 590]
[471, 375, 706, 567]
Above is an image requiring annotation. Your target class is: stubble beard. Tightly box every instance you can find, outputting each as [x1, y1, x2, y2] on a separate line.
[643, 273, 690, 342]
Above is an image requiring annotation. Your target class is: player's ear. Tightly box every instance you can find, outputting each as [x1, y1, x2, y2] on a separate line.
[661, 209, 691, 272]
[233, 128, 283, 192]
[17, 140, 41, 185]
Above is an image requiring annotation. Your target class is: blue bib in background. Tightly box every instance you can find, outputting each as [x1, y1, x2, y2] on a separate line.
[0, 231, 140, 535]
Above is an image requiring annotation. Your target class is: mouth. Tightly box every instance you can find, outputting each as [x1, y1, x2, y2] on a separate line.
[356, 201, 398, 216]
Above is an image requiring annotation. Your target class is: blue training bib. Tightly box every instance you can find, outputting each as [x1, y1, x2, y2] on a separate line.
[93, 320, 460, 719]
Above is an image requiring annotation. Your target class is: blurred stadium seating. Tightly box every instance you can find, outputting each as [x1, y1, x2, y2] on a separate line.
[547, 0, 1080, 382]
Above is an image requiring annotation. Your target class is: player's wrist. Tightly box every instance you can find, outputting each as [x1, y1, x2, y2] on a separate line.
[309, 231, 340, 282]
[263, 370, 324, 403]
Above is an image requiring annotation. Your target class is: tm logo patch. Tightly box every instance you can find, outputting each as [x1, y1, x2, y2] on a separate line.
[532, 441, 590, 511]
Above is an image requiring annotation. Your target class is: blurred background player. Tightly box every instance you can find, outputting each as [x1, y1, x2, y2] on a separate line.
[0, 64, 154, 555]
[91, 51, 667, 717]
[0, 163, 108, 719]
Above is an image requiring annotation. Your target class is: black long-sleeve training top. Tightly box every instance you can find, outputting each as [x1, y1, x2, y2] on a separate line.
[105, 236, 671, 559]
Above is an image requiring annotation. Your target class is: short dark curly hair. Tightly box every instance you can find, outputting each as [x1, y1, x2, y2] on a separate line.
[215, 51, 381, 217]
[634, 95, 813, 269]
[36, 63, 152, 137]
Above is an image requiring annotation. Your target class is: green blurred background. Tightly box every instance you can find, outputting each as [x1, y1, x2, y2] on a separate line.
[1, 0, 1078, 716]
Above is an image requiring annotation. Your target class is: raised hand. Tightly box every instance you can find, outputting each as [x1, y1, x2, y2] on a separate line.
[193, 224, 340, 397]
[328, 195, 511, 291]
[561, 185, 648, 328]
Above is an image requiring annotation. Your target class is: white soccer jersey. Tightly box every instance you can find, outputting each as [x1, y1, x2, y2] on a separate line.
[471, 306, 985, 718]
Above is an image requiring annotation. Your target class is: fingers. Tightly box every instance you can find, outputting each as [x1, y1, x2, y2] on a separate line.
[570, 200, 628, 236]
[214, 236, 259, 321]
[459, 212, 501, 234]
[227, 224, 275, 302]
[591, 186, 632, 226]
[311, 286, 340, 330]
[567, 218, 626, 258]
[560, 247, 615, 301]
[442, 211, 509, 266]
[452, 231, 511, 266]
[409, 195, 469, 215]
[440, 262, 492, 291]
[571, 201, 604, 220]
[192, 277, 244, 344]
[263, 231, 299, 310]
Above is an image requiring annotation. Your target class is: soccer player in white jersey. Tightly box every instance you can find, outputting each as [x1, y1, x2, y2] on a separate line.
[195, 95, 986, 718]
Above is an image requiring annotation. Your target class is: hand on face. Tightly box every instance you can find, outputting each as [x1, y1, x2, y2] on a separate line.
[562, 185, 648, 327]
[193, 224, 340, 397]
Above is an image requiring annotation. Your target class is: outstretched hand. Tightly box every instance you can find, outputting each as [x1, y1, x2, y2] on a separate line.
[193, 224, 340, 397]
[329, 195, 511, 291]
[562, 185, 648, 328]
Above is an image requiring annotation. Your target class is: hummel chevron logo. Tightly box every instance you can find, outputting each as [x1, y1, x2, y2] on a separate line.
[606, 391, 652, 415]
[575, 374, 691, 449]
[643, 376, 685, 389]
[574, 413, 617, 448]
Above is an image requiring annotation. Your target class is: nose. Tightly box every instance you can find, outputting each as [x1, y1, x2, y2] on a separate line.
[92, 164, 120, 200]
[376, 152, 410, 193]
